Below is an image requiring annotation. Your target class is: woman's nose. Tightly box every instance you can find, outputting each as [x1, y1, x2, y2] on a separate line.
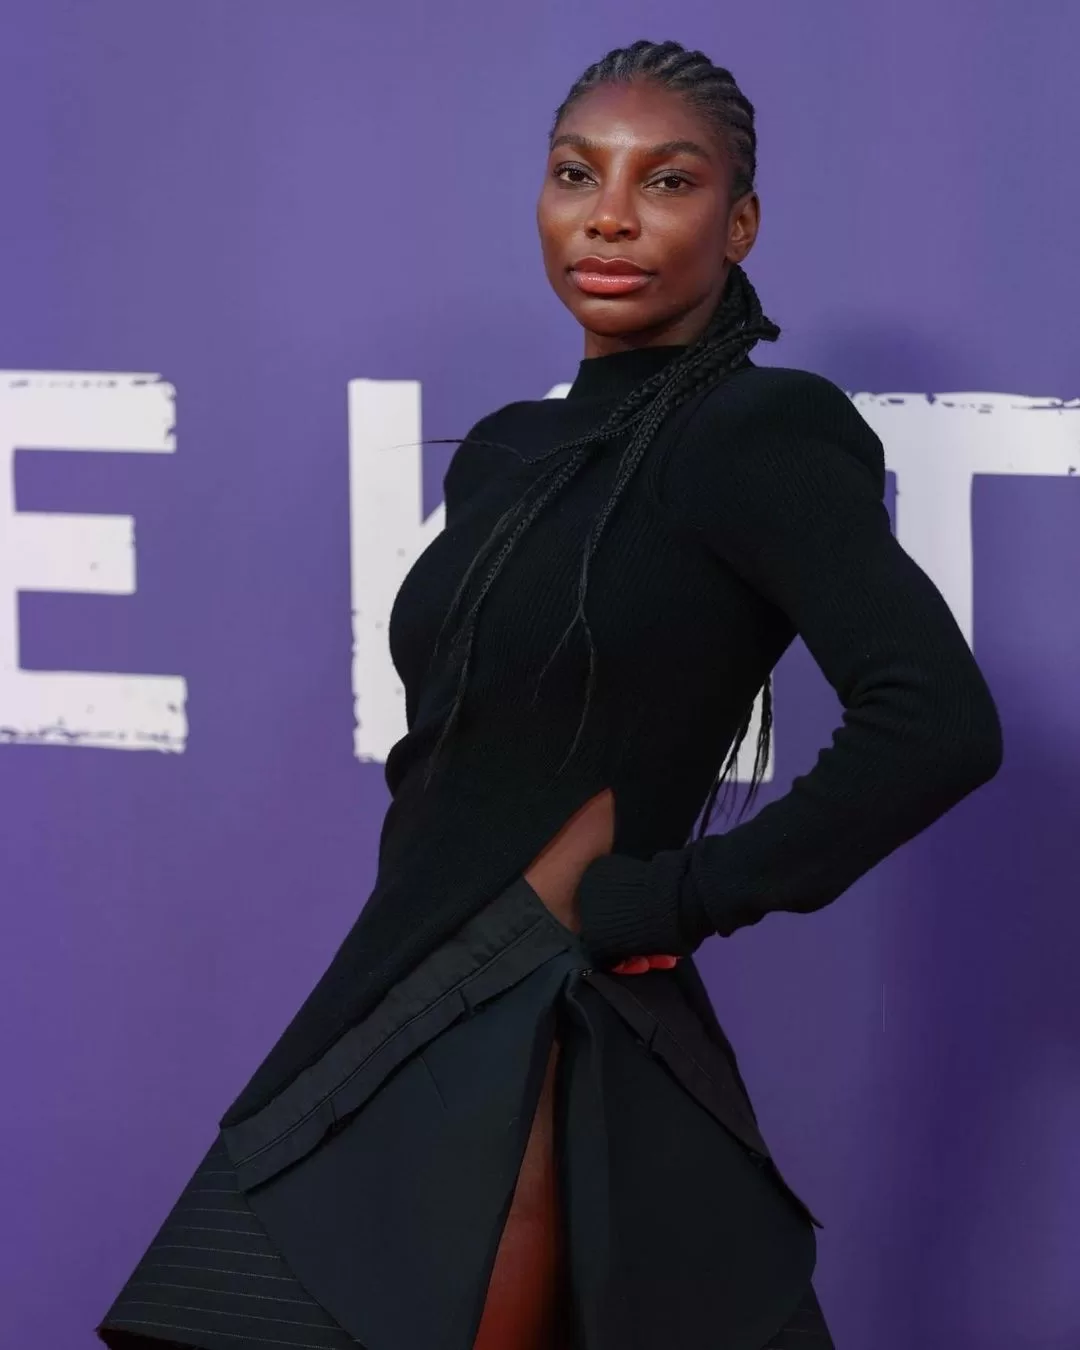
[585, 185, 640, 240]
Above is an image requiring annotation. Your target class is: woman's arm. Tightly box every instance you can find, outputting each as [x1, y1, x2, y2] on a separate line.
[575, 369, 1004, 967]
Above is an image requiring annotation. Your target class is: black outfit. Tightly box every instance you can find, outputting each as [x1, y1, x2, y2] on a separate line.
[98, 344, 1003, 1349]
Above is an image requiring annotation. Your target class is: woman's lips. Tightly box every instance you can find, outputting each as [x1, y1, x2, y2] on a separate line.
[568, 269, 654, 296]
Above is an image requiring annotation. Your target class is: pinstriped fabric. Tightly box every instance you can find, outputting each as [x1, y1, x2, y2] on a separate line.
[98, 1136, 361, 1350]
[763, 1282, 836, 1349]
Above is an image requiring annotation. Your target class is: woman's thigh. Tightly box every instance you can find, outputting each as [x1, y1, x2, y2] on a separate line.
[472, 1033, 570, 1350]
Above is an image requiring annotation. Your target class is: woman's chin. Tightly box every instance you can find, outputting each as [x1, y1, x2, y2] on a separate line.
[569, 299, 669, 340]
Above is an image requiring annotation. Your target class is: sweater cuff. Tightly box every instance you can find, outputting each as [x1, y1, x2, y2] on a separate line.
[574, 852, 714, 967]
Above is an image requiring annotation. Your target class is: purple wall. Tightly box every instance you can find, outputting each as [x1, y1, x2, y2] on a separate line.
[1, 2, 1077, 1347]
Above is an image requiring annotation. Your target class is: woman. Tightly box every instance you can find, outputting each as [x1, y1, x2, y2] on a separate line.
[98, 39, 1003, 1350]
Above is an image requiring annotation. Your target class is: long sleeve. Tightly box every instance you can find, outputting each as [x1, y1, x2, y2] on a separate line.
[575, 370, 1004, 966]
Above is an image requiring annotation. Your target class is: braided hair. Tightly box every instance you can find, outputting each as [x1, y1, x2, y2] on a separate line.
[420, 40, 780, 841]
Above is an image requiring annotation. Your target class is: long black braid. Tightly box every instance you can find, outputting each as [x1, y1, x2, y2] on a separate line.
[419, 40, 779, 841]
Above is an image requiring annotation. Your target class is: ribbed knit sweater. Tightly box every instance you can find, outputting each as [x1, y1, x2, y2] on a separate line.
[222, 344, 1003, 1128]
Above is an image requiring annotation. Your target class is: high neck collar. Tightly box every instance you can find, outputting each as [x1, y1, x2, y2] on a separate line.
[566, 343, 688, 403]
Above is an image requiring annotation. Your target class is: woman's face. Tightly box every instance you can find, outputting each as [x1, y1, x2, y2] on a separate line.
[536, 78, 760, 358]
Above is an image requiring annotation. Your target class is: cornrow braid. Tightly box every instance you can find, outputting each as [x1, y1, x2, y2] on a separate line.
[551, 39, 759, 201]
[419, 40, 779, 841]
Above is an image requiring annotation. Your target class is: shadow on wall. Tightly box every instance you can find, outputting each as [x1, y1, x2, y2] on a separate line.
[863, 738, 1080, 1350]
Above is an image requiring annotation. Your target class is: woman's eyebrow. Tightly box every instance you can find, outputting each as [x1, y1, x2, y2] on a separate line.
[549, 133, 711, 161]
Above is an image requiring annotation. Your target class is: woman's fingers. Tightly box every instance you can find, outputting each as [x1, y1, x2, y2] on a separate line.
[610, 954, 680, 974]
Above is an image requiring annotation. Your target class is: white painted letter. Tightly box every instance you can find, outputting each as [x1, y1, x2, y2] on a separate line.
[856, 392, 1080, 645]
[0, 371, 187, 752]
[348, 378, 435, 764]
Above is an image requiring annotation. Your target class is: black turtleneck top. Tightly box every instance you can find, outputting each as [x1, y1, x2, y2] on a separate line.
[222, 345, 1003, 1127]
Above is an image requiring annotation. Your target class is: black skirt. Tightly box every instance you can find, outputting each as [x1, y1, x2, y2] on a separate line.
[98, 875, 834, 1350]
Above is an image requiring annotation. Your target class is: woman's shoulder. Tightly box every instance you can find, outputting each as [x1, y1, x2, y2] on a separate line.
[441, 397, 565, 514]
[682, 360, 886, 491]
[698, 360, 871, 431]
[441, 405, 518, 513]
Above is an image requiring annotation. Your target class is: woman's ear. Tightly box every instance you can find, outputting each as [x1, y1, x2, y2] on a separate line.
[725, 191, 760, 265]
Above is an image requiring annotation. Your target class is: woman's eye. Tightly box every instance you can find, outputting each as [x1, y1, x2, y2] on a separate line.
[554, 165, 593, 185]
[651, 173, 690, 192]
